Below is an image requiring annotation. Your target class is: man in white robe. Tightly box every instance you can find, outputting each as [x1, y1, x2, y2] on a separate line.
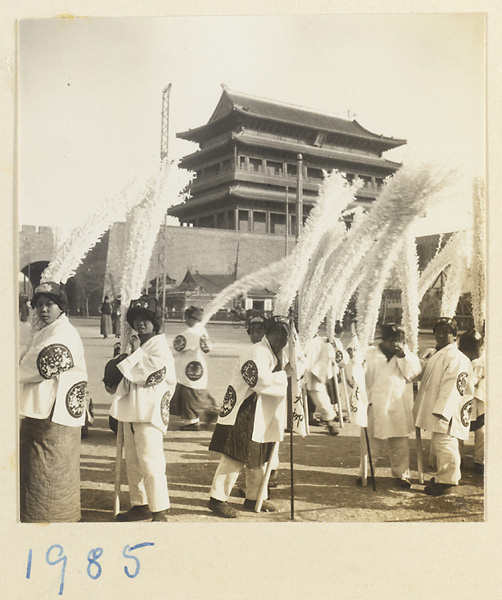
[358, 323, 421, 488]
[414, 317, 474, 496]
[305, 335, 339, 435]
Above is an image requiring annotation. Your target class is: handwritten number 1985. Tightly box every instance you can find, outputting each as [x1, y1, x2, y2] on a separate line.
[26, 543, 154, 595]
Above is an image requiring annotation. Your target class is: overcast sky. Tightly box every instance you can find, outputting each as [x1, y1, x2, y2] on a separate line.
[18, 13, 485, 237]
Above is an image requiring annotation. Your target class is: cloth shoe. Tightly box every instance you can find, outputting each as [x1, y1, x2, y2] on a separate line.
[116, 504, 152, 522]
[424, 482, 454, 496]
[207, 497, 238, 518]
[242, 499, 277, 512]
[324, 421, 339, 436]
[180, 422, 200, 432]
[152, 509, 171, 521]
[396, 478, 412, 489]
[474, 463, 484, 475]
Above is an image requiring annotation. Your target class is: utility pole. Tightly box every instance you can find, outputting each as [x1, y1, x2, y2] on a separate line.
[160, 84, 172, 160]
[296, 154, 303, 240]
[157, 84, 172, 323]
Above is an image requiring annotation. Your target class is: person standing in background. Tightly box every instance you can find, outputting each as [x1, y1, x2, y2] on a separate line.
[170, 306, 218, 431]
[100, 295, 112, 339]
[111, 294, 122, 338]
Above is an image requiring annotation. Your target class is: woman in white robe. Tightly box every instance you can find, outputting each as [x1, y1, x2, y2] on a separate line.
[19, 282, 87, 522]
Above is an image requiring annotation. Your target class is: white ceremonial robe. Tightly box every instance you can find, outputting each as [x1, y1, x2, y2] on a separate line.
[216, 336, 288, 443]
[304, 335, 336, 421]
[414, 342, 474, 441]
[365, 345, 422, 439]
[19, 314, 88, 427]
[331, 336, 350, 373]
[470, 352, 485, 421]
[305, 336, 333, 390]
[172, 321, 211, 390]
[109, 334, 177, 434]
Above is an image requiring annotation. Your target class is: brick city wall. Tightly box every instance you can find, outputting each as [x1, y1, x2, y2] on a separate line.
[18, 225, 55, 270]
[105, 222, 296, 294]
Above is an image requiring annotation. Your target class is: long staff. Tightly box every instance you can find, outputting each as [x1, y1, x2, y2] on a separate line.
[113, 421, 124, 517]
[340, 368, 352, 422]
[287, 379, 295, 520]
[413, 382, 424, 483]
[330, 368, 344, 428]
[364, 427, 376, 491]
[255, 442, 279, 513]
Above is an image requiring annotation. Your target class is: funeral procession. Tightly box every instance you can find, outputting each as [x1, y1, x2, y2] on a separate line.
[18, 18, 485, 526]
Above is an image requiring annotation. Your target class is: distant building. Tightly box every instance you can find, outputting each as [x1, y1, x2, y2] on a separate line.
[163, 269, 275, 320]
[169, 88, 406, 233]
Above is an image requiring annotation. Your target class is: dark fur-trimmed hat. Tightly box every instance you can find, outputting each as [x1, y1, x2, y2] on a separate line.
[247, 315, 267, 335]
[185, 305, 203, 321]
[266, 315, 290, 335]
[458, 329, 484, 357]
[380, 323, 406, 341]
[433, 317, 458, 336]
[31, 281, 68, 313]
[126, 296, 163, 333]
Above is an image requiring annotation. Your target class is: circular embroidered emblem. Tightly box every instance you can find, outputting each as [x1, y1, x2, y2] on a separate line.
[335, 349, 343, 364]
[461, 399, 473, 427]
[219, 386, 237, 418]
[185, 361, 203, 381]
[146, 367, 166, 387]
[160, 390, 171, 426]
[241, 360, 258, 387]
[200, 335, 210, 354]
[173, 335, 186, 352]
[37, 344, 74, 379]
[456, 372, 469, 396]
[65, 381, 86, 419]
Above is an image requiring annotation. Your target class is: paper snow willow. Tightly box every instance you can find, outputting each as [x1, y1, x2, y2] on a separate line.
[118, 159, 186, 350]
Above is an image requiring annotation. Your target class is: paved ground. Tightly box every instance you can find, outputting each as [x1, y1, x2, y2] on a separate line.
[22, 318, 484, 523]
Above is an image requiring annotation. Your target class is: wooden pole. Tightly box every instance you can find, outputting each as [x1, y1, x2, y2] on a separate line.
[113, 421, 124, 517]
[287, 379, 294, 520]
[364, 427, 376, 491]
[331, 368, 344, 428]
[255, 443, 279, 512]
[414, 381, 424, 483]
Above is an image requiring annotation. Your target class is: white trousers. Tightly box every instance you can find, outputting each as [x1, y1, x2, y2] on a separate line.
[210, 455, 267, 502]
[123, 422, 170, 512]
[474, 426, 485, 465]
[308, 387, 336, 422]
[359, 428, 410, 479]
[431, 431, 461, 485]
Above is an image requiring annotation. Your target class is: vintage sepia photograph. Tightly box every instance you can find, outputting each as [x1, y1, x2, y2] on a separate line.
[18, 13, 485, 524]
[7, 4, 499, 598]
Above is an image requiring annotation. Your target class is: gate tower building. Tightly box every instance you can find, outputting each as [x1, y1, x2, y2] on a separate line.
[168, 88, 406, 234]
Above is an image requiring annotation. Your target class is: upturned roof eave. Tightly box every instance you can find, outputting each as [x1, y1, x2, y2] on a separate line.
[178, 104, 406, 150]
